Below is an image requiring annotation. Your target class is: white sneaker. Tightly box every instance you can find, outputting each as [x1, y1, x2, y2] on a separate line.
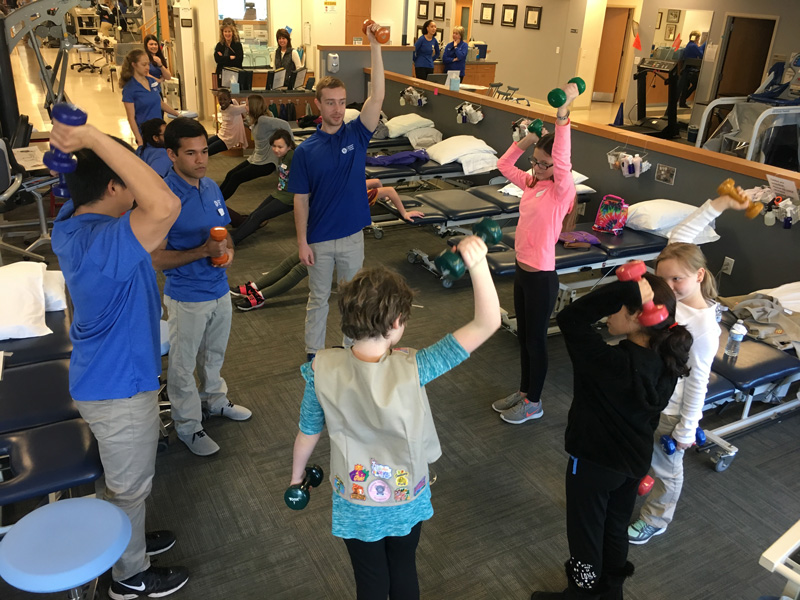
[178, 430, 220, 456]
[208, 401, 252, 421]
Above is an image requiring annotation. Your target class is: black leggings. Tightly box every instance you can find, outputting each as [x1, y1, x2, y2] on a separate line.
[207, 135, 228, 157]
[513, 266, 559, 399]
[414, 66, 433, 80]
[342, 522, 422, 600]
[231, 196, 293, 245]
[219, 160, 276, 200]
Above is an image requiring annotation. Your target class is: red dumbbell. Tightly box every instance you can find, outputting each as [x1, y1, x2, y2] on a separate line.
[362, 19, 390, 44]
[209, 227, 228, 266]
[638, 475, 655, 496]
[615, 261, 668, 326]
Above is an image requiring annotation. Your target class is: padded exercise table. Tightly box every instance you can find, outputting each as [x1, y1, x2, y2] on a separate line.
[365, 158, 465, 184]
[0, 310, 72, 368]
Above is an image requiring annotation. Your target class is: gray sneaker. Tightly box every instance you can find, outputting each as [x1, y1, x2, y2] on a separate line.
[627, 519, 665, 545]
[500, 399, 543, 424]
[208, 401, 252, 421]
[178, 430, 220, 456]
[492, 391, 526, 413]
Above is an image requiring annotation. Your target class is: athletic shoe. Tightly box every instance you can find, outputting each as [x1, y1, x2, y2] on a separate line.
[627, 519, 665, 545]
[230, 281, 258, 298]
[178, 430, 220, 456]
[306, 353, 316, 363]
[145, 530, 176, 556]
[235, 290, 265, 311]
[492, 390, 526, 413]
[208, 400, 252, 421]
[500, 399, 543, 424]
[108, 565, 189, 600]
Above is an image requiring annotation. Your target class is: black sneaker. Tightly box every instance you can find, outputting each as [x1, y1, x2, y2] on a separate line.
[235, 290, 265, 311]
[109, 565, 189, 600]
[145, 530, 176, 556]
[230, 281, 258, 298]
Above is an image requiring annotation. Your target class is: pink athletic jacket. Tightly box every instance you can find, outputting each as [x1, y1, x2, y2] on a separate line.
[496, 122, 575, 271]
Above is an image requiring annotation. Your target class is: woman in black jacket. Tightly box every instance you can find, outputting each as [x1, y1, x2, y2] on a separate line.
[214, 22, 243, 79]
[532, 273, 692, 600]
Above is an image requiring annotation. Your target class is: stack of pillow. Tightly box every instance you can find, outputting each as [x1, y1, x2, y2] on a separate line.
[0, 262, 67, 341]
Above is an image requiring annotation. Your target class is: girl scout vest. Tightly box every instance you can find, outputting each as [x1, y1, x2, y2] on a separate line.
[314, 347, 442, 507]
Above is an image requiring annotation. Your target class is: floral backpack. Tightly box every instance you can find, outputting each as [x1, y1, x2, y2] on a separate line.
[592, 194, 629, 236]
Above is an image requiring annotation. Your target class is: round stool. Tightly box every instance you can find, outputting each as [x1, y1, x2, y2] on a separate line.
[0, 498, 131, 596]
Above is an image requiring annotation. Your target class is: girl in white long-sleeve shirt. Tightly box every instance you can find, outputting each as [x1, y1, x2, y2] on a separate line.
[628, 192, 747, 545]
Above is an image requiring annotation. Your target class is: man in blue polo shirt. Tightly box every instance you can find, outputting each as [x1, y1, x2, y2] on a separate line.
[289, 24, 386, 361]
[51, 118, 188, 599]
[151, 118, 252, 457]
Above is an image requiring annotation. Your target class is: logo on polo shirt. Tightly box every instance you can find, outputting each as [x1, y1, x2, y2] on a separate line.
[341, 144, 355, 154]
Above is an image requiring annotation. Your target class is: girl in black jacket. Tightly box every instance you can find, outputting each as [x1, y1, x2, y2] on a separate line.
[532, 273, 692, 600]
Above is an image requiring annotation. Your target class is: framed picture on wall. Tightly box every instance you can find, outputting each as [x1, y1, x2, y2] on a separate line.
[479, 3, 494, 25]
[501, 4, 517, 27]
[433, 2, 445, 20]
[524, 6, 542, 29]
[656, 11, 662, 29]
[435, 29, 444, 46]
[666, 9, 681, 23]
[417, 1, 428, 20]
[664, 23, 676, 41]
[416, 25, 425, 40]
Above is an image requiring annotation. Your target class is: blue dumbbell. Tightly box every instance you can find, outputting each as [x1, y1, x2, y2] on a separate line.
[43, 103, 88, 201]
[660, 427, 706, 455]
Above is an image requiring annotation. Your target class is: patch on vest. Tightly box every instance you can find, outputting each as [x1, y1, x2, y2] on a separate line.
[413, 476, 427, 496]
[334, 476, 345, 495]
[350, 484, 366, 501]
[392, 347, 410, 354]
[368, 479, 392, 502]
[371, 458, 392, 479]
[395, 469, 409, 488]
[350, 464, 368, 482]
[394, 488, 410, 502]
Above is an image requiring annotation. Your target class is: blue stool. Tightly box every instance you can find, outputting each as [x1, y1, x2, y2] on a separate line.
[0, 498, 131, 597]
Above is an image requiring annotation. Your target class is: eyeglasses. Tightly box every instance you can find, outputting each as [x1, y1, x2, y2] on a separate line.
[530, 158, 554, 169]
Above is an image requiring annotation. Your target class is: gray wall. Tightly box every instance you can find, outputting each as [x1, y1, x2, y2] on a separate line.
[377, 76, 799, 296]
[318, 49, 413, 103]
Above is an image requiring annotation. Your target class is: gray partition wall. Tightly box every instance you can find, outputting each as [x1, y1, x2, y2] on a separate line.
[374, 74, 799, 296]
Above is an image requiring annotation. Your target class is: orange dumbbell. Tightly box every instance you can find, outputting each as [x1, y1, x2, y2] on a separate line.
[362, 19, 390, 44]
[717, 178, 763, 220]
[209, 226, 228, 265]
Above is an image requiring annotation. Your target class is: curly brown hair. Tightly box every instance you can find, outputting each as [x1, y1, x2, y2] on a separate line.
[338, 268, 414, 341]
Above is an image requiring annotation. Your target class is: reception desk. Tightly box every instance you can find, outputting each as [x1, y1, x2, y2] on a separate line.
[433, 61, 497, 87]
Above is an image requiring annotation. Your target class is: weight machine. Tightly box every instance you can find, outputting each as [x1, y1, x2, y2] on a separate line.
[619, 58, 680, 139]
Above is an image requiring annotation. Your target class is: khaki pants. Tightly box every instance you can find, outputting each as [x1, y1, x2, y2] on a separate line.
[76, 390, 160, 581]
[165, 294, 232, 437]
[639, 413, 685, 529]
[305, 231, 364, 354]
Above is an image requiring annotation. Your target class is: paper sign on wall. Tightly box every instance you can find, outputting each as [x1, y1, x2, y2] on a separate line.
[766, 174, 799, 203]
[324, 0, 336, 12]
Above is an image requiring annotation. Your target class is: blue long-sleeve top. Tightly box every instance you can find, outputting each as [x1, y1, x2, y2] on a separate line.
[442, 41, 469, 78]
[413, 35, 440, 69]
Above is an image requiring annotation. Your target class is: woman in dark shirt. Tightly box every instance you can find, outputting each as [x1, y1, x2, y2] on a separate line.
[143, 34, 171, 84]
[413, 20, 439, 80]
[274, 28, 302, 76]
[214, 22, 243, 79]
[532, 274, 692, 600]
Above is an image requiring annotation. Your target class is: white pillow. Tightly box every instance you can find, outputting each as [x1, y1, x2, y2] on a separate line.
[627, 199, 698, 231]
[576, 183, 596, 195]
[44, 270, 68, 312]
[0, 262, 52, 340]
[458, 152, 498, 175]
[427, 135, 496, 165]
[572, 170, 589, 185]
[385, 114, 435, 138]
[406, 126, 442, 149]
[344, 108, 360, 123]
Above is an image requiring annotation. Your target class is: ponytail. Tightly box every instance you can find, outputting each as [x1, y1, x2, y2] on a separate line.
[642, 273, 693, 379]
[120, 49, 146, 89]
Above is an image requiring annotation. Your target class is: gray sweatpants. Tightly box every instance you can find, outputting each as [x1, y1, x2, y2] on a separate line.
[639, 413, 685, 529]
[76, 390, 160, 581]
[165, 294, 232, 437]
[305, 231, 364, 354]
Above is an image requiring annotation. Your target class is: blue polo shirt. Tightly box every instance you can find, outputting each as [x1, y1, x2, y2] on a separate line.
[122, 76, 162, 130]
[287, 117, 372, 244]
[137, 145, 172, 178]
[148, 62, 163, 79]
[51, 201, 161, 401]
[163, 169, 231, 302]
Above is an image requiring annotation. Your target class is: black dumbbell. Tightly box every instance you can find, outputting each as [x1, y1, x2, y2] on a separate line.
[284, 464, 324, 510]
[43, 103, 88, 202]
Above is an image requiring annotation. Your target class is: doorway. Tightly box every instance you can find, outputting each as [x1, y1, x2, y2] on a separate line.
[593, 7, 630, 102]
[714, 16, 777, 98]
[456, 0, 471, 40]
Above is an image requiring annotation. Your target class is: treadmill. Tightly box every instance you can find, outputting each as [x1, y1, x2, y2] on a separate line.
[620, 58, 680, 139]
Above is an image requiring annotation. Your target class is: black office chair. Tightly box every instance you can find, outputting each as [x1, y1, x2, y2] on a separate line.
[9, 115, 32, 150]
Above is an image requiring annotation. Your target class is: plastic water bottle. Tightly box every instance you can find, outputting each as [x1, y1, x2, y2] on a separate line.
[724, 319, 747, 358]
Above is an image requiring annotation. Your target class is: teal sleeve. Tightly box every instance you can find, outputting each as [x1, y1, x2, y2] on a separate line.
[416, 334, 470, 386]
[298, 361, 325, 435]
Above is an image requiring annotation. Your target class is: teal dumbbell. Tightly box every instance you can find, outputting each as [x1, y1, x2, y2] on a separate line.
[527, 118, 543, 137]
[284, 464, 324, 510]
[547, 77, 586, 108]
[434, 218, 502, 281]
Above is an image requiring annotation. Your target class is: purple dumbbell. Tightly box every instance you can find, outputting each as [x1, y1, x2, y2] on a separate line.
[43, 104, 88, 201]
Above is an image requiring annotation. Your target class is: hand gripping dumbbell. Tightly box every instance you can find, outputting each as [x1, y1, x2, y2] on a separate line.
[434, 218, 502, 281]
[547, 77, 586, 108]
[362, 19, 390, 44]
[638, 474, 655, 496]
[717, 178, 763, 220]
[660, 427, 707, 455]
[43, 103, 89, 202]
[209, 227, 228, 266]
[527, 118, 543, 137]
[615, 260, 669, 326]
[285, 464, 324, 510]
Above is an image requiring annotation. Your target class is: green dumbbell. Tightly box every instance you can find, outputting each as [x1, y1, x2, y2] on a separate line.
[547, 77, 586, 108]
[434, 218, 502, 281]
[527, 118, 543, 137]
[284, 464, 324, 510]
